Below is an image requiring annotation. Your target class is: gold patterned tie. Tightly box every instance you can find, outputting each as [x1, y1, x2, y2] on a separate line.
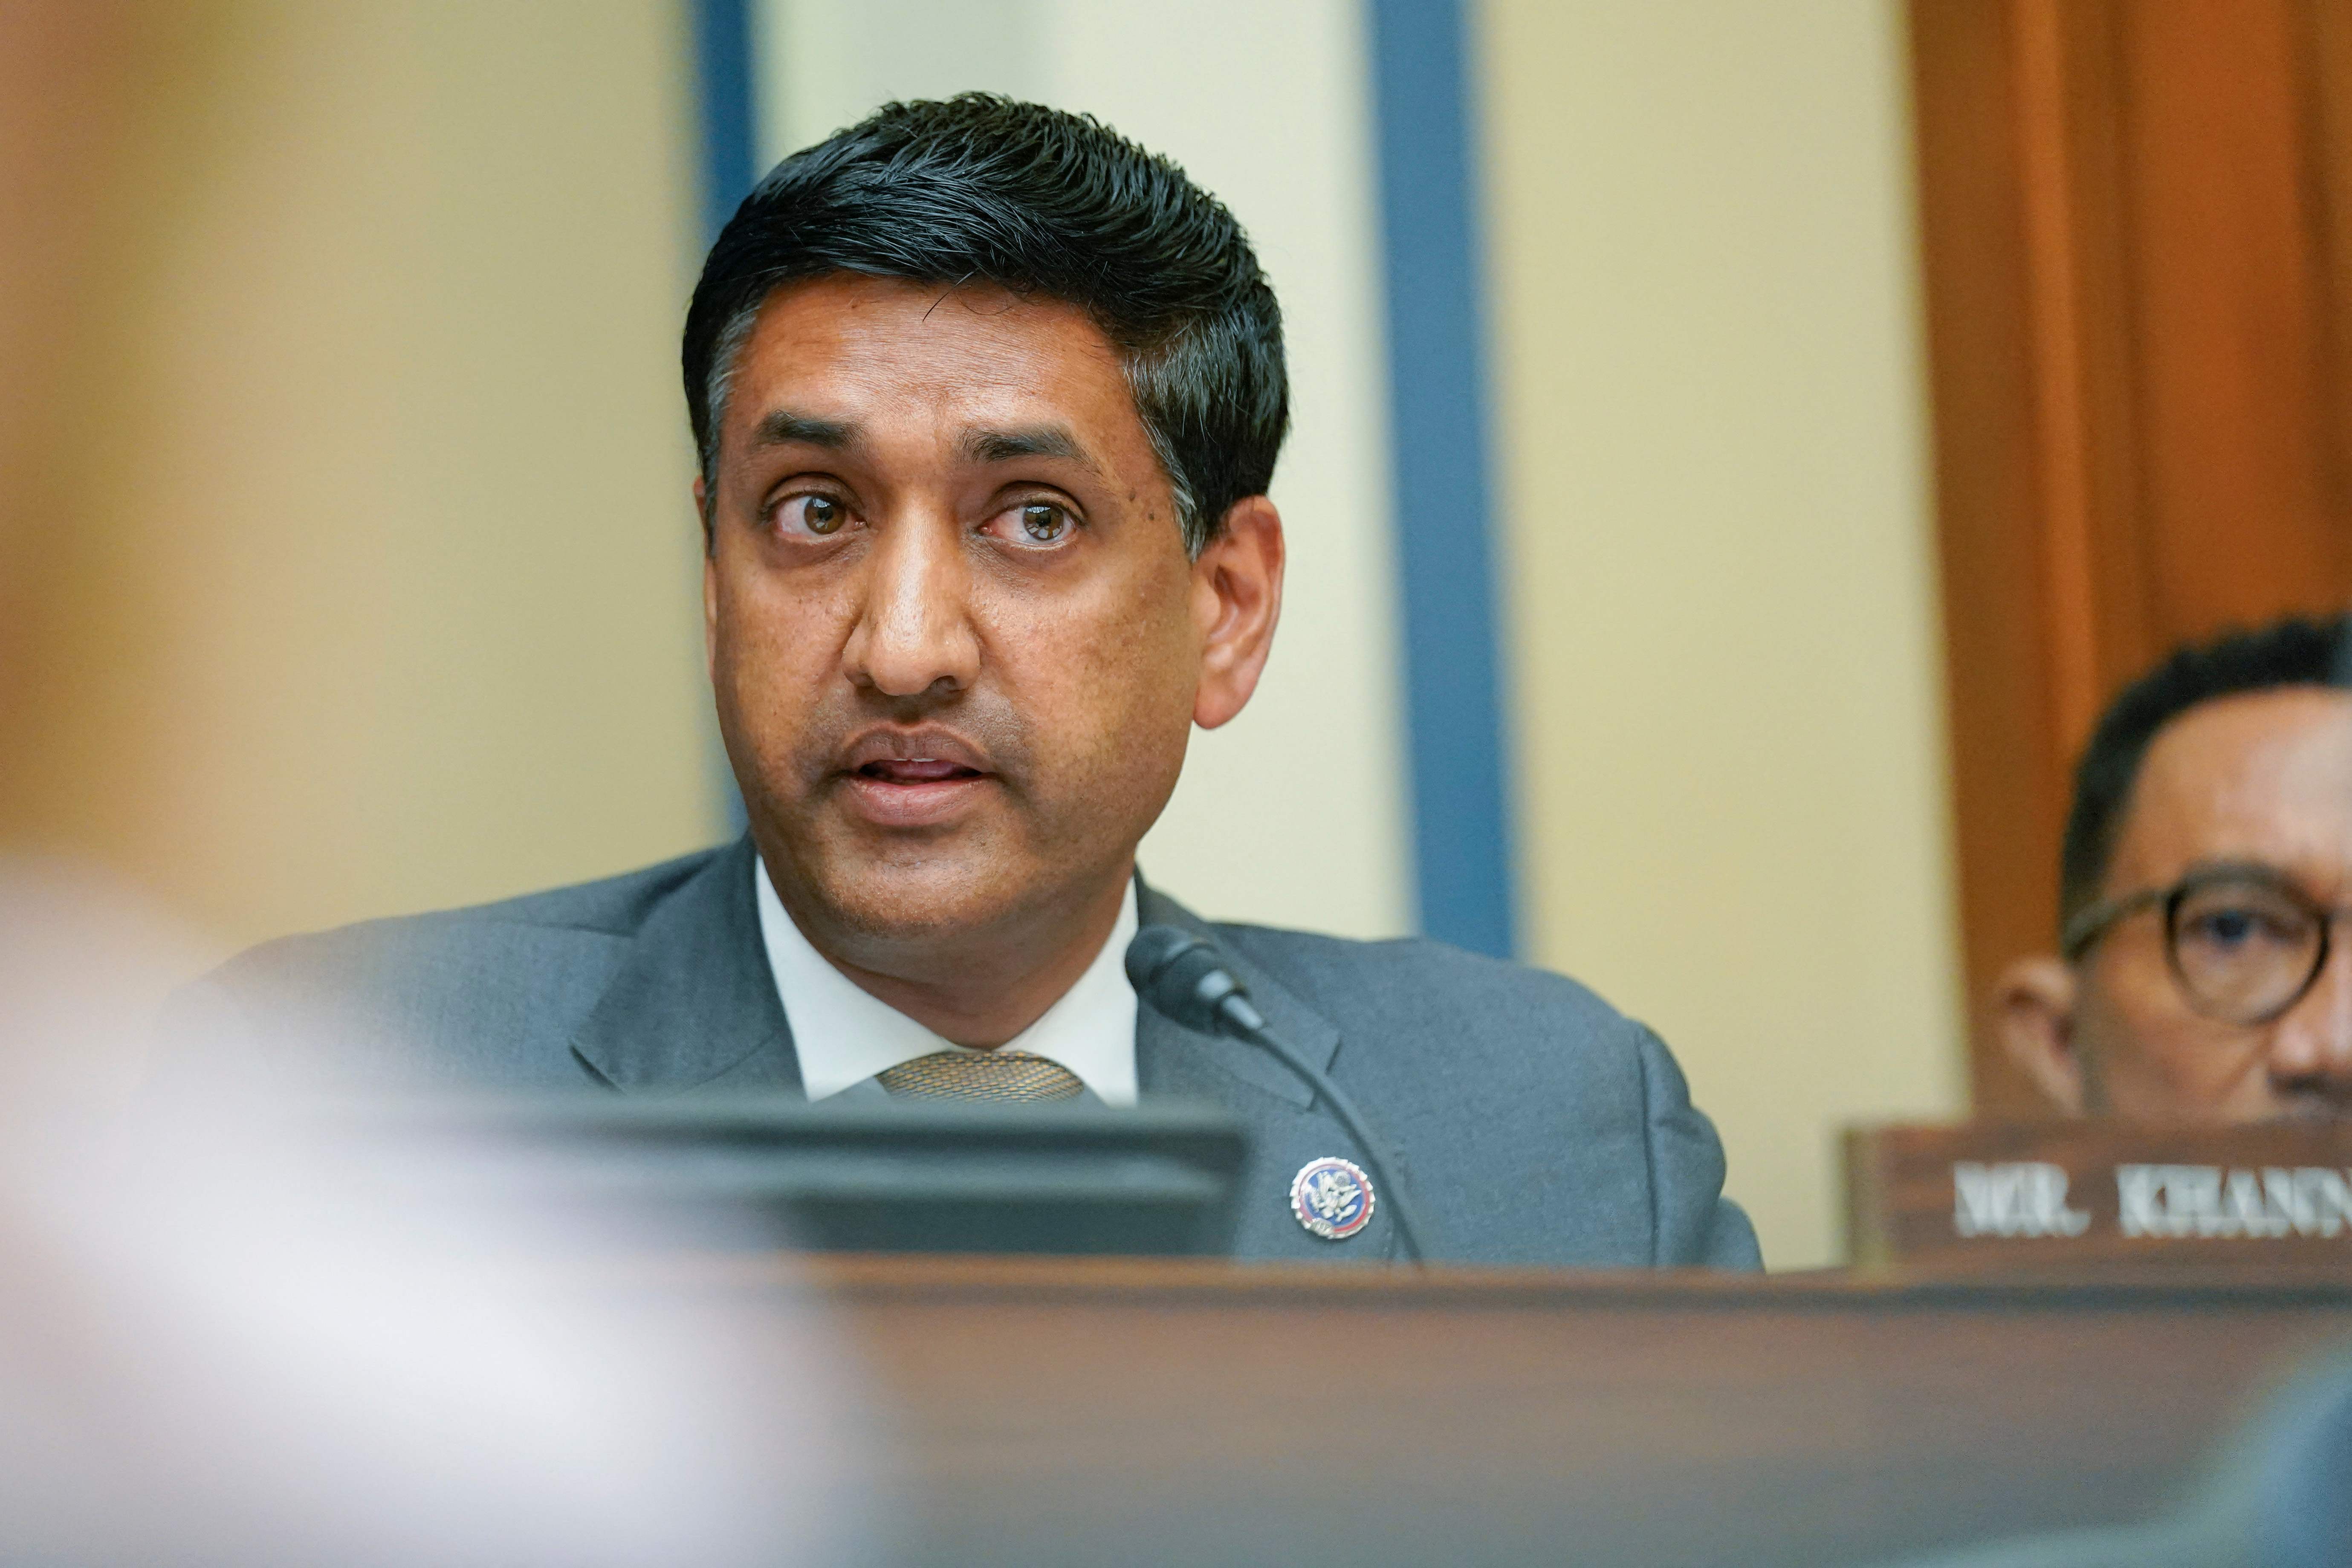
[874, 1048, 1086, 1103]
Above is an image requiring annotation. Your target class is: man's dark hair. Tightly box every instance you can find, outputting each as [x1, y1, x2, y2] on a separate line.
[2060, 612, 2352, 929]
[682, 93, 1287, 556]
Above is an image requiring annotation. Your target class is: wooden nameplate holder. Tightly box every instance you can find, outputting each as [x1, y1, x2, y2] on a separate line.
[1845, 1120, 2352, 1271]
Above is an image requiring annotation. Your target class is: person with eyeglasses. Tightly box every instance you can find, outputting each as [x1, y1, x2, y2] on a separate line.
[1997, 614, 2352, 1122]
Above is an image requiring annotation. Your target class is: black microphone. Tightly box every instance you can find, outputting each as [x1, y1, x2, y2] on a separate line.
[1125, 924, 1434, 1263]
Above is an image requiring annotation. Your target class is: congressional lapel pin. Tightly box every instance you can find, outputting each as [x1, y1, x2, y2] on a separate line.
[1290, 1156, 1374, 1241]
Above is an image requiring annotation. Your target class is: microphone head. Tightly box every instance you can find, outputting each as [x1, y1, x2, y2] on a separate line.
[1122, 923, 1199, 993]
[1124, 924, 1249, 1035]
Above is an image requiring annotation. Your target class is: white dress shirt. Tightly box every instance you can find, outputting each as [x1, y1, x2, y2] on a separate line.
[754, 858, 1140, 1105]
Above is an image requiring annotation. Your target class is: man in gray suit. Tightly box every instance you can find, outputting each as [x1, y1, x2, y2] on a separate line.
[162, 95, 1759, 1270]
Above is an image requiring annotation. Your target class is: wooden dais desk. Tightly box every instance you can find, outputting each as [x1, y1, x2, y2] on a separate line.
[671, 1256, 2352, 1568]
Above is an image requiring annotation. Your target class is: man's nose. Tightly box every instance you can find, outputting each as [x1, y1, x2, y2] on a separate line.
[2265, 929, 2352, 1087]
[840, 514, 981, 700]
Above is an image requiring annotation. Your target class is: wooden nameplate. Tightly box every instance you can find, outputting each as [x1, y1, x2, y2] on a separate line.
[1845, 1120, 2352, 1270]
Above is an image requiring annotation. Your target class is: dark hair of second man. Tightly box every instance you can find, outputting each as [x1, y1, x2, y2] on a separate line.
[2060, 612, 2352, 931]
[682, 93, 1289, 558]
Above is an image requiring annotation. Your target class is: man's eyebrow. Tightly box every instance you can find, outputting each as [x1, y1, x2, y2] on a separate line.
[750, 410, 860, 451]
[963, 425, 1096, 468]
[2180, 856, 2303, 884]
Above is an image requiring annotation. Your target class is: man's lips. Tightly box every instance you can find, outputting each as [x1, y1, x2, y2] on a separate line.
[835, 738, 998, 827]
[853, 758, 987, 785]
[840, 727, 993, 776]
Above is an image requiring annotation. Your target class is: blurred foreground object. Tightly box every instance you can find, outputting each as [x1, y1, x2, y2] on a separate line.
[0, 858, 207, 1147]
[0, 0, 137, 802]
[0, 869, 871, 1568]
[1894, 1350, 2352, 1568]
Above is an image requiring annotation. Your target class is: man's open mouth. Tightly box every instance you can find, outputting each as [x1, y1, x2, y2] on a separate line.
[854, 759, 986, 785]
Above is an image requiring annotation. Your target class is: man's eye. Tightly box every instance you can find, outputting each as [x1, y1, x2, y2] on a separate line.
[2189, 910, 2259, 948]
[2181, 905, 2307, 951]
[774, 495, 848, 537]
[1018, 503, 1071, 544]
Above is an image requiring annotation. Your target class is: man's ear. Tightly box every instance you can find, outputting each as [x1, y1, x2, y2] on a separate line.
[694, 474, 716, 554]
[1189, 495, 1284, 730]
[1995, 956, 2087, 1114]
[696, 476, 719, 684]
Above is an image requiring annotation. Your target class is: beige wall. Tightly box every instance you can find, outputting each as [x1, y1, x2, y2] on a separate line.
[1478, 0, 1965, 1267]
[4, 1, 717, 958]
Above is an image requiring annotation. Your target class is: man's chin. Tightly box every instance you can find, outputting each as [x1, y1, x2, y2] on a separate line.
[792, 851, 1039, 950]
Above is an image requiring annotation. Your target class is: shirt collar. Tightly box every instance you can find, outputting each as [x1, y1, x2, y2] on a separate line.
[753, 856, 1139, 1105]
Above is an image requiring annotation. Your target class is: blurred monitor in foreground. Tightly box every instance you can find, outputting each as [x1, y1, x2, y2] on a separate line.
[295, 1092, 1249, 1257]
[1996, 614, 2352, 1123]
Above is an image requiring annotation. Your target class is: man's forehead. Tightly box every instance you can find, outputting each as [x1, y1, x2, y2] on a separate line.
[740, 276, 1119, 383]
[743, 405, 1105, 476]
[2112, 688, 2352, 891]
[723, 275, 1141, 453]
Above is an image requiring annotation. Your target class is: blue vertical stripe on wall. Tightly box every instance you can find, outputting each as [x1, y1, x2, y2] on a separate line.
[692, 0, 761, 245]
[693, 0, 759, 833]
[1368, 0, 1519, 958]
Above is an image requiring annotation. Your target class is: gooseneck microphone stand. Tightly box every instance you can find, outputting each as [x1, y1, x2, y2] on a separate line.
[1125, 924, 1435, 1264]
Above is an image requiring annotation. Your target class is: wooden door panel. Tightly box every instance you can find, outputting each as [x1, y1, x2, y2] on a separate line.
[2123, 0, 2345, 641]
[1912, 0, 2352, 1113]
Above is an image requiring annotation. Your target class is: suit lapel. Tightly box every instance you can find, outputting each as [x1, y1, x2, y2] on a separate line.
[570, 835, 803, 1092]
[1134, 881, 1400, 1261]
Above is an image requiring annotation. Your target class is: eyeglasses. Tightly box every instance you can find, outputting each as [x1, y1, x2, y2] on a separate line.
[2063, 864, 2351, 1026]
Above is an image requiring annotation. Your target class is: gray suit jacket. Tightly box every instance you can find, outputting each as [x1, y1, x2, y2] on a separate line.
[156, 837, 1762, 1269]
